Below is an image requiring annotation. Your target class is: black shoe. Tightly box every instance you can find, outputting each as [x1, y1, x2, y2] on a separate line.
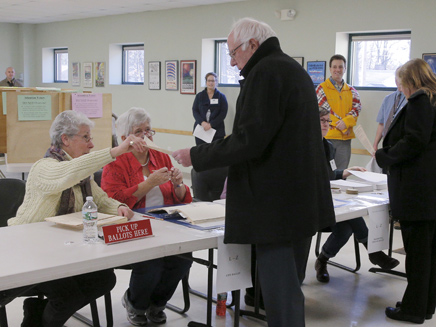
[369, 251, 400, 270]
[21, 298, 47, 327]
[244, 291, 265, 310]
[395, 302, 433, 320]
[385, 307, 425, 324]
[315, 258, 330, 283]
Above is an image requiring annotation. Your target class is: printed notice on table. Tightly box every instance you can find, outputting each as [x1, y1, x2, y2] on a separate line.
[367, 204, 390, 253]
[18, 95, 52, 121]
[72, 93, 103, 118]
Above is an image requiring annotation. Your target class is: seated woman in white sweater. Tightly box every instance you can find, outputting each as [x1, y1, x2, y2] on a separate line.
[9, 110, 144, 327]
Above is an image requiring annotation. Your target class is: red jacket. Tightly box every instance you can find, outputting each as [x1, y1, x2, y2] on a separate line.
[102, 150, 192, 210]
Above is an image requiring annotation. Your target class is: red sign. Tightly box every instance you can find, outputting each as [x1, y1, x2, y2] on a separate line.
[102, 219, 153, 244]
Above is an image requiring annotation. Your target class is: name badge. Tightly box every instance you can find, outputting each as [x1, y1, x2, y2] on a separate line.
[210, 99, 218, 105]
[330, 159, 337, 171]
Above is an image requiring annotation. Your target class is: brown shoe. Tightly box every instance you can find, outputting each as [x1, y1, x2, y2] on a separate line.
[315, 258, 330, 283]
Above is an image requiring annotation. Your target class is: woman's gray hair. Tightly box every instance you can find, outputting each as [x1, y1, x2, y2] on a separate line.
[49, 110, 94, 147]
[319, 108, 330, 117]
[229, 17, 277, 51]
[116, 107, 151, 137]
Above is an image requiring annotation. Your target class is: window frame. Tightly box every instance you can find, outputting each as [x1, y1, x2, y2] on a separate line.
[347, 31, 411, 91]
[122, 44, 144, 85]
[214, 40, 241, 87]
[54, 48, 68, 83]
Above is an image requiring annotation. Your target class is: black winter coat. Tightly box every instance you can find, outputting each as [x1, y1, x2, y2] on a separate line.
[191, 37, 335, 244]
[376, 90, 436, 221]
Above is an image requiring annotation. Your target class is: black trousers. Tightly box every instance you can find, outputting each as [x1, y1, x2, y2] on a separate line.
[256, 238, 312, 327]
[35, 269, 116, 327]
[400, 220, 436, 318]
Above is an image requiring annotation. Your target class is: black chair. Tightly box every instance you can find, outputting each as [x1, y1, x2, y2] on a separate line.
[94, 169, 103, 187]
[0, 178, 112, 327]
[315, 226, 361, 272]
[191, 167, 228, 202]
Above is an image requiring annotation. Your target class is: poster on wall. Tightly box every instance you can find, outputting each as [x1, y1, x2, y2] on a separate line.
[165, 60, 178, 91]
[83, 62, 93, 88]
[180, 60, 196, 94]
[307, 61, 326, 87]
[148, 61, 161, 90]
[95, 62, 105, 87]
[422, 53, 436, 74]
[72, 62, 80, 87]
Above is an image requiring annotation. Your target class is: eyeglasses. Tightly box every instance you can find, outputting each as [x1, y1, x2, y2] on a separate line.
[320, 119, 332, 124]
[134, 129, 156, 137]
[228, 43, 244, 59]
[75, 134, 93, 143]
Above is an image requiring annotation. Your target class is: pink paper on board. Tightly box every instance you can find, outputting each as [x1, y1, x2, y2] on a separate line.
[72, 93, 103, 118]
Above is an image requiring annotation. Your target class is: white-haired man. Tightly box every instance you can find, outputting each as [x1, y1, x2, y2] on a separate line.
[173, 18, 335, 327]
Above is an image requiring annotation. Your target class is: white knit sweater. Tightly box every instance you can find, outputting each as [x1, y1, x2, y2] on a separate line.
[9, 148, 122, 225]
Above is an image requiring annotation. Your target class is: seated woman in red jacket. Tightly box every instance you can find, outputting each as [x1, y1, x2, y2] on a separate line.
[102, 107, 192, 326]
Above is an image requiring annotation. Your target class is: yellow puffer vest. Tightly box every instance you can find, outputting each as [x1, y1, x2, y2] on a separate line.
[321, 79, 357, 140]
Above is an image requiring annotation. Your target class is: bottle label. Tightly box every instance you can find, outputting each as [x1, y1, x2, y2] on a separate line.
[82, 211, 97, 221]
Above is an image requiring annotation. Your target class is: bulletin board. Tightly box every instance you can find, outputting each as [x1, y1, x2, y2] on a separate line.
[4, 91, 112, 164]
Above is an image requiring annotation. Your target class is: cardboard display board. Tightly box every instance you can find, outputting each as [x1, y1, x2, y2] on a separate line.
[5, 91, 112, 164]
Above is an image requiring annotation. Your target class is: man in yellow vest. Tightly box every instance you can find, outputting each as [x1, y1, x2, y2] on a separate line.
[316, 54, 361, 170]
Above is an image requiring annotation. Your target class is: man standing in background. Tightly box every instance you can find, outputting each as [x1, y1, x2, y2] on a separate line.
[0, 67, 23, 87]
[317, 55, 361, 170]
[373, 67, 407, 152]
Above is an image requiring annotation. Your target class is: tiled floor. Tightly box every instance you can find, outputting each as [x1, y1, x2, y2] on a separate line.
[1, 167, 430, 326]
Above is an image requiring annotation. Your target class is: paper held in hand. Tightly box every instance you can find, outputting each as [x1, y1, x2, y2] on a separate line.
[45, 212, 128, 229]
[148, 202, 225, 225]
[354, 125, 375, 155]
[193, 124, 216, 143]
[144, 137, 173, 155]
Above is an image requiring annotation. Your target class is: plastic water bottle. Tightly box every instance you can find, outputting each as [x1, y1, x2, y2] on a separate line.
[82, 196, 98, 243]
[216, 292, 227, 316]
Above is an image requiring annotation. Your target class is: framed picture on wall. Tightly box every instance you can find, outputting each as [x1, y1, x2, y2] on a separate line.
[148, 61, 161, 90]
[165, 60, 178, 91]
[95, 62, 105, 87]
[83, 62, 93, 88]
[422, 53, 436, 74]
[293, 57, 304, 66]
[307, 61, 326, 87]
[72, 62, 80, 86]
[180, 60, 196, 95]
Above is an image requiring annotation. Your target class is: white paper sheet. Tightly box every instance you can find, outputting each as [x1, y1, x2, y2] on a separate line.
[354, 125, 375, 155]
[367, 204, 390, 253]
[193, 124, 216, 143]
[348, 170, 387, 184]
[216, 235, 252, 293]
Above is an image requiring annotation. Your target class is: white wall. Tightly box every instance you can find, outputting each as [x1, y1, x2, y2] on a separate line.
[2, 0, 436, 170]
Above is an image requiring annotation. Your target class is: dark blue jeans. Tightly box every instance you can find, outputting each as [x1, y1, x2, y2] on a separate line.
[321, 217, 368, 258]
[128, 254, 192, 310]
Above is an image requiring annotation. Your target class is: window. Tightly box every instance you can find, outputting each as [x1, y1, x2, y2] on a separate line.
[54, 48, 68, 83]
[348, 32, 411, 89]
[215, 40, 241, 86]
[122, 44, 144, 84]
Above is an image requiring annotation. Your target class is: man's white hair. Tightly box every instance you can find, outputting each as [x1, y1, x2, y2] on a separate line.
[228, 17, 277, 51]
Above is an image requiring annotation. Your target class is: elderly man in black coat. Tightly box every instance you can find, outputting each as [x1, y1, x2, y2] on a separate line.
[173, 17, 335, 327]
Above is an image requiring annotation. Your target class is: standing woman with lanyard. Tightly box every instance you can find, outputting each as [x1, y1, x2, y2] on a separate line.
[192, 72, 228, 145]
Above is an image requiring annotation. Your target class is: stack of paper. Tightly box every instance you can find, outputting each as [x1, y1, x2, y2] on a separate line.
[330, 180, 373, 192]
[45, 212, 128, 229]
[148, 202, 225, 225]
